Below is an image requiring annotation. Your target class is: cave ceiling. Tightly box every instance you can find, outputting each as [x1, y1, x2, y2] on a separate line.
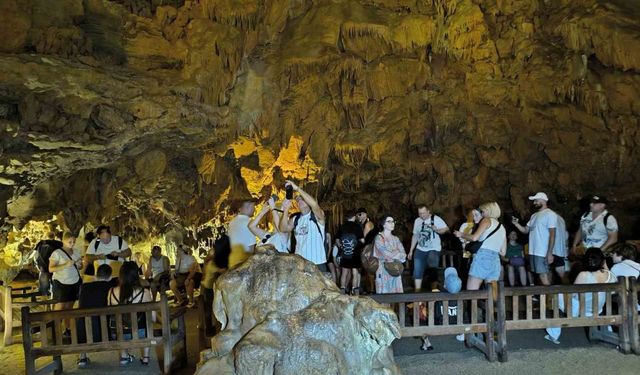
[1, 0, 639, 240]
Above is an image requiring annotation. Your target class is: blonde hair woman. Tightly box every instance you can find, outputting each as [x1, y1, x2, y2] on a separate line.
[454, 202, 506, 290]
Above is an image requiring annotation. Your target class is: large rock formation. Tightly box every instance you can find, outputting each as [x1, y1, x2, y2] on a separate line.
[0, 0, 639, 240]
[197, 246, 400, 375]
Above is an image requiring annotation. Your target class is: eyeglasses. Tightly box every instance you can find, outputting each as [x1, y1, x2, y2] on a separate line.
[385, 219, 395, 223]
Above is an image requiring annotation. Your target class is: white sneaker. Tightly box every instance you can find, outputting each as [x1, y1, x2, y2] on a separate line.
[456, 334, 465, 342]
[544, 334, 560, 345]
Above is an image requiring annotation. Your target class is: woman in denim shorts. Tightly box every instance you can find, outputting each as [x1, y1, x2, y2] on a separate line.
[454, 202, 507, 290]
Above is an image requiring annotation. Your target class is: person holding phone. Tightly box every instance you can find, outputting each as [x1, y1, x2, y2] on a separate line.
[279, 180, 328, 271]
[249, 196, 289, 253]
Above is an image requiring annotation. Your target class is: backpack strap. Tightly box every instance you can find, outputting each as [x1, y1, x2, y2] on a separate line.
[118, 236, 123, 250]
[482, 222, 502, 243]
[94, 239, 100, 252]
[603, 213, 610, 228]
[59, 248, 81, 279]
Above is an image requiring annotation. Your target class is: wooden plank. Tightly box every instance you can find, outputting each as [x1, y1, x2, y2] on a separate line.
[27, 301, 162, 322]
[39, 322, 48, 347]
[512, 296, 519, 321]
[592, 291, 599, 317]
[398, 303, 405, 328]
[145, 311, 153, 339]
[526, 295, 533, 321]
[30, 339, 165, 356]
[605, 292, 612, 316]
[457, 299, 463, 325]
[400, 323, 488, 337]
[552, 294, 559, 319]
[412, 301, 419, 328]
[428, 302, 434, 327]
[115, 313, 124, 342]
[505, 315, 621, 330]
[501, 283, 619, 297]
[53, 319, 62, 346]
[21, 306, 36, 375]
[70, 318, 78, 345]
[566, 293, 573, 319]
[100, 315, 108, 344]
[3, 286, 12, 346]
[579, 293, 586, 317]
[471, 300, 478, 324]
[370, 290, 491, 304]
[540, 294, 546, 319]
[442, 300, 449, 326]
[131, 312, 139, 340]
[84, 317, 93, 344]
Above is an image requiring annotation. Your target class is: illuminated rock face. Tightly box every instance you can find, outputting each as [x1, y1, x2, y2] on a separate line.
[0, 0, 640, 237]
[196, 246, 401, 375]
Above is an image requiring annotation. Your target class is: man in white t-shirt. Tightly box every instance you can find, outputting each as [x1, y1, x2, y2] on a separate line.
[572, 195, 619, 254]
[85, 225, 131, 271]
[280, 180, 327, 271]
[408, 205, 449, 292]
[228, 200, 257, 268]
[512, 192, 557, 286]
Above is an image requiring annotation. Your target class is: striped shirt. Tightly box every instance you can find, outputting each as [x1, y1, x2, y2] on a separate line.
[294, 213, 326, 264]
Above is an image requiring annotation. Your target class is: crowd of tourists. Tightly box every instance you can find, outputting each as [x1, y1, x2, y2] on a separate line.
[28, 181, 640, 367]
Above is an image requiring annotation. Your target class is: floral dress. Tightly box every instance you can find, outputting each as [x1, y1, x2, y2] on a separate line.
[374, 234, 407, 294]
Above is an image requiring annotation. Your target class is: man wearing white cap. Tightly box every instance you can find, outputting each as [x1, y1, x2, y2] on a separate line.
[512, 192, 557, 286]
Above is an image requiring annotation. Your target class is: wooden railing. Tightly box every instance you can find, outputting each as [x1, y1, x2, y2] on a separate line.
[629, 277, 640, 354]
[0, 285, 56, 346]
[496, 278, 630, 361]
[372, 277, 640, 362]
[21, 294, 186, 374]
[371, 283, 497, 361]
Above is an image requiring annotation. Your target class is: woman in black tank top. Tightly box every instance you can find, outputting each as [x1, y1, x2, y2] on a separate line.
[108, 261, 153, 366]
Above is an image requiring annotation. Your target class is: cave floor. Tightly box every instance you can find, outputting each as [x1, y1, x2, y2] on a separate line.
[1, 306, 637, 374]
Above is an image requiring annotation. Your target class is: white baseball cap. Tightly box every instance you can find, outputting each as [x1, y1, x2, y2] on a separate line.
[528, 192, 548, 201]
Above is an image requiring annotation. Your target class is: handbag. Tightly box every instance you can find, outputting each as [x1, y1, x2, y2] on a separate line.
[383, 261, 404, 277]
[360, 243, 378, 274]
[464, 222, 502, 254]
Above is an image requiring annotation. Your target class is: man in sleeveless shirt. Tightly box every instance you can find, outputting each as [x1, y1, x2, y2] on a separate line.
[280, 180, 328, 272]
[145, 245, 170, 301]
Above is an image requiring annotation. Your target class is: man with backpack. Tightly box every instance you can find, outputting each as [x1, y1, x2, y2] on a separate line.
[572, 195, 619, 254]
[408, 205, 449, 292]
[279, 180, 327, 271]
[335, 211, 364, 295]
[85, 225, 131, 276]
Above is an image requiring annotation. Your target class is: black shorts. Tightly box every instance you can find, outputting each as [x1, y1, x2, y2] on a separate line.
[176, 273, 202, 290]
[551, 256, 568, 269]
[150, 274, 171, 292]
[52, 280, 81, 303]
[339, 254, 361, 269]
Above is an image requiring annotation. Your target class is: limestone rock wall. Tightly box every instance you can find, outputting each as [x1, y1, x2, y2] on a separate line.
[197, 247, 400, 375]
[0, 0, 639, 238]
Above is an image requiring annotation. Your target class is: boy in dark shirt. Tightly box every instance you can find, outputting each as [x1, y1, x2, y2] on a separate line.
[336, 211, 365, 295]
[76, 264, 113, 367]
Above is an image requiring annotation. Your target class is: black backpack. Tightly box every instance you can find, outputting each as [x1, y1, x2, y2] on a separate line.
[289, 211, 323, 254]
[34, 239, 63, 274]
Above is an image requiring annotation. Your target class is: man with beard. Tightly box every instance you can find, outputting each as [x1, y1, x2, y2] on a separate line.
[512, 192, 557, 286]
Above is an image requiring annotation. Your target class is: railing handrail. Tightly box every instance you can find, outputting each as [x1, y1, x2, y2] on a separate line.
[370, 289, 490, 304]
[502, 282, 621, 297]
[27, 299, 164, 322]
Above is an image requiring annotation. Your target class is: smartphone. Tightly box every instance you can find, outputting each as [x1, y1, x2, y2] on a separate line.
[285, 185, 293, 199]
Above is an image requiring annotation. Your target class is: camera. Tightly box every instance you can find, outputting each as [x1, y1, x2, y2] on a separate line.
[285, 185, 293, 199]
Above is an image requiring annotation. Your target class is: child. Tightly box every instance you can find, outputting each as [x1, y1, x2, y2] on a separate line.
[504, 230, 527, 286]
[421, 267, 464, 351]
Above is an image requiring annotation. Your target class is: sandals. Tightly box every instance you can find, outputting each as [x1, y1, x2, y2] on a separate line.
[140, 356, 150, 366]
[119, 354, 135, 366]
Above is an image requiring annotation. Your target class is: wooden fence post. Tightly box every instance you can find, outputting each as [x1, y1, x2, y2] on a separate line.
[21, 306, 36, 375]
[496, 281, 507, 362]
[485, 282, 496, 362]
[629, 277, 639, 354]
[617, 277, 630, 354]
[161, 294, 172, 374]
